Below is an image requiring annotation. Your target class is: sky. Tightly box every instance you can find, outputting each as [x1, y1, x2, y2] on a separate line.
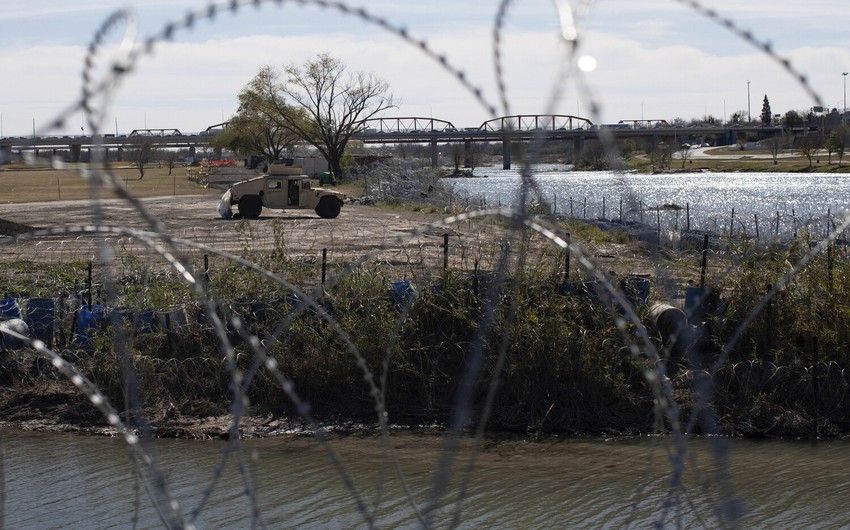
[1, 0, 849, 136]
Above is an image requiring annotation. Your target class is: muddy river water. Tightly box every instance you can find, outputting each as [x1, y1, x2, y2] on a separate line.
[3, 428, 848, 528]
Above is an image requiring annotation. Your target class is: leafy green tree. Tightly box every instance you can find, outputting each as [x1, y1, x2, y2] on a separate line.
[760, 95, 772, 125]
[212, 66, 302, 161]
[245, 54, 395, 178]
[783, 110, 802, 132]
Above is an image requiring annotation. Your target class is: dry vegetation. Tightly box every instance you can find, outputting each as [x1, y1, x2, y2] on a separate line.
[0, 163, 217, 203]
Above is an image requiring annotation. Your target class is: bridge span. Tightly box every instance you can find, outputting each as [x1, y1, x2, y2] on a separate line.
[0, 115, 781, 169]
[352, 115, 781, 169]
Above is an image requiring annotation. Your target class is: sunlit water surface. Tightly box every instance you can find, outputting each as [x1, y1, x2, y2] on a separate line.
[444, 166, 850, 236]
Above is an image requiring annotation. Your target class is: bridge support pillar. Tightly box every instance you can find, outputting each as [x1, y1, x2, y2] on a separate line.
[0, 146, 11, 165]
[502, 136, 512, 170]
[70, 144, 82, 163]
[464, 140, 473, 168]
[214, 147, 222, 160]
[89, 147, 106, 163]
[572, 137, 584, 162]
[189, 146, 196, 163]
[430, 139, 439, 167]
[117, 147, 124, 162]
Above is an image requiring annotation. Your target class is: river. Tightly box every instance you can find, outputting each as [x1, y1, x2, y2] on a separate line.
[3, 428, 848, 528]
[443, 166, 850, 238]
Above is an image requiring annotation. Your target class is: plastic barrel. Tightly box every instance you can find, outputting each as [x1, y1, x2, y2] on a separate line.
[389, 280, 415, 308]
[135, 309, 157, 334]
[75, 304, 106, 347]
[0, 298, 22, 320]
[684, 286, 707, 323]
[157, 307, 187, 332]
[24, 297, 55, 347]
[649, 303, 688, 340]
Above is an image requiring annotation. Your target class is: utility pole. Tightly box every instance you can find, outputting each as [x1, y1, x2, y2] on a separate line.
[843, 72, 848, 124]
[747, 80, 751, 123]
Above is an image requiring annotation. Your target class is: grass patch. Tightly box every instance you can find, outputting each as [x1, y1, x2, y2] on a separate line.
[0, 164, 217, 203]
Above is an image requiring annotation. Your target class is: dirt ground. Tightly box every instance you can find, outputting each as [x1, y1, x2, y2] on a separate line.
[0, 194, 466, 268]
[0, 191, 670, 277]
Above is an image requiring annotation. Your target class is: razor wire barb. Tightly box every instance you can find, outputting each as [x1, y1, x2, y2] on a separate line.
[3, 0, 839, 528]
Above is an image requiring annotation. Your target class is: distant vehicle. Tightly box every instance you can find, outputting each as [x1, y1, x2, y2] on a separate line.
[596, 123, 630, 130]
[219, 164, 346, 219]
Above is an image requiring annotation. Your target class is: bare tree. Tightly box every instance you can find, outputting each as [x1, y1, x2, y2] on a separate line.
[647, 142, 674, 172]
[578, 142, 608, 170]
[127, 138, 155, 179]
[164, 150, 180, 175]
[736, 134, 749, 151]
[799, 136, 821, 169]
[677, 143, 692, 168]
[248, 54, 395, 179]
[764, 136, 786, 165]
[826, 127, 846, 166]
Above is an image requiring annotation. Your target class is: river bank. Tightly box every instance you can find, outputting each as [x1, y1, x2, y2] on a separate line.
[2, 180, 850, 441]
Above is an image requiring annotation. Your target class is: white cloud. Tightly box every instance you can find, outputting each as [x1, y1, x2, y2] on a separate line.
[2, 1, 849, 135]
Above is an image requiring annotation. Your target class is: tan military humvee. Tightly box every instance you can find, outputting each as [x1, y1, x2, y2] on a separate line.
[219, 164, 346, 219]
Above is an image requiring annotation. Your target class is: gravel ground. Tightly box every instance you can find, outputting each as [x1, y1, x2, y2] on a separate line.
[0, 194, 483, 275]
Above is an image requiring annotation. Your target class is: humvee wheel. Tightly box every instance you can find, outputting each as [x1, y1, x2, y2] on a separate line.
[316, 196, 341, 219]
[238, 195, 262, 219]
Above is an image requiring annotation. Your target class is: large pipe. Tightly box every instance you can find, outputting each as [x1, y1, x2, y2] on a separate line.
[649, 303, 687, 341]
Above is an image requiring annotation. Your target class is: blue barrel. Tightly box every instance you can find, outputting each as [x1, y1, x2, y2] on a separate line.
[135, 309, 157, 334]
[75, 304, 106, 347]
[0, 298, 22, 320]
[24, 298, 55, 346]
[619, 276, 651, 307]
[685, 286, 712, 324]
[389, 280, 415, 308]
